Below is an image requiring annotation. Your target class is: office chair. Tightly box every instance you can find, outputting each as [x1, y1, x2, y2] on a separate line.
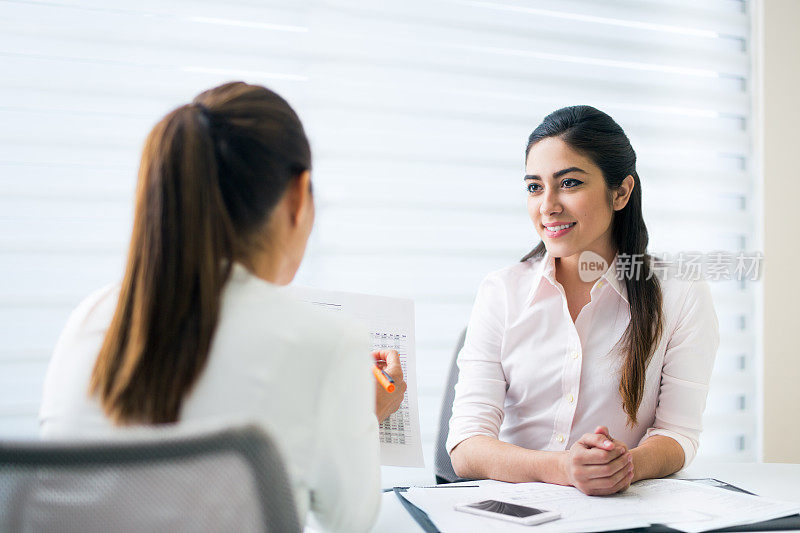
[0, 423, 300, 533]
[434, 328, 468, 484]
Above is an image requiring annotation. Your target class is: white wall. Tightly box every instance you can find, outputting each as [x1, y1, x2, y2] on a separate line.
[757, 0, 800, 463]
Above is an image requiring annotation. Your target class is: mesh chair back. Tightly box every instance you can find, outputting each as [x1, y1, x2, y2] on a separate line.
[434, 328, 467, 484]
[0, 424, 300, 533]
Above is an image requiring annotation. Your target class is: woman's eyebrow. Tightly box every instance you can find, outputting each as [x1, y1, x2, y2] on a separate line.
[553, 166, 587, 178]
[524, 167, 587, 181]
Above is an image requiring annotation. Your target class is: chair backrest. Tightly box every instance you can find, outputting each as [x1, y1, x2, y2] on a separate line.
[0, 423, 300, 533]
[434, 328, 467, 484]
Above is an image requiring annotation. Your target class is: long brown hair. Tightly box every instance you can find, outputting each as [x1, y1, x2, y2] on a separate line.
[522, 105, 663, 426]
[90, 82, 311, 424]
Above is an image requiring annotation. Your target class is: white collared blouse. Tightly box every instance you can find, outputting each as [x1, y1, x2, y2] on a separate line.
[39, 264, 380, 533]
[446, 253, 719, 467]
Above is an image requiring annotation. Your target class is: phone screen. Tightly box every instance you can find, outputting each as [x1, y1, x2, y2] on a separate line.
[464, 500, 547, 518]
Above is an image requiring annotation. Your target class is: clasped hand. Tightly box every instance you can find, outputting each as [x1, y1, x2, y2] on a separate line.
[562, 425, 634, 496]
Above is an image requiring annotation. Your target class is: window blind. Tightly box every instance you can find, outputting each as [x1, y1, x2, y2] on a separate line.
[0, 0, 755, 468]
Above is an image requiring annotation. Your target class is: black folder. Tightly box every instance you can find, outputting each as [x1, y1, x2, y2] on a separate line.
[391, 479, 800, 532]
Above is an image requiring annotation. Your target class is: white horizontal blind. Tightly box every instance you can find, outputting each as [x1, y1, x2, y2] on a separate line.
[0, 0, 755, 468]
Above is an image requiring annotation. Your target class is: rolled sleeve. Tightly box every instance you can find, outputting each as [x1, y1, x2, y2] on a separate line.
[446, 273, 508, 454]
[639, 426, 698, 468]
[640, 280, 719, 468]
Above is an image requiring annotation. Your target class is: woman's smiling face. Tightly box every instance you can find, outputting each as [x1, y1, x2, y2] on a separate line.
[525, 136, 623, 262]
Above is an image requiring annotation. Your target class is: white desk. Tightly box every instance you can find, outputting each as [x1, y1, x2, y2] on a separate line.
[372, 462, 800, 532]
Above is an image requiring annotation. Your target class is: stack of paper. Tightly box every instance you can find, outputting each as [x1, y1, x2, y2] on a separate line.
[401, 479, 800, 532]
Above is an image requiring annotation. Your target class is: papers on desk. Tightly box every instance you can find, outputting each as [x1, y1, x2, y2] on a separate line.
[402, 479, 800, 532]
[286, 286, 424, 468]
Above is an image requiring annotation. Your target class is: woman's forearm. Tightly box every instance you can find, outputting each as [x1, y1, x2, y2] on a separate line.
[451, 434, 685, 487]
[450, 435, 569, 484]
[630, 435, 685, 482]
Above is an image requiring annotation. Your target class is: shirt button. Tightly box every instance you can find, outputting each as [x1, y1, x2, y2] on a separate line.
[571, 351, 580, 360]
[567, 394, 574, 403]
[557, 434, 565, 443]
[597, 280, 605, 288]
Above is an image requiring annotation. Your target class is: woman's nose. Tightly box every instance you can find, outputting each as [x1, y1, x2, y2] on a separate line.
[539, 189, 562, 216]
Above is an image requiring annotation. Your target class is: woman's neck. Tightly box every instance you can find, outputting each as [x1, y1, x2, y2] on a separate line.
[240, 245, 297, 286]
[555, 246, 617, 290]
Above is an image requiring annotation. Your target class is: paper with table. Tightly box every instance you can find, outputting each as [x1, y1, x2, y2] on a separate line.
[401, 478, 800, 532]
[286, 285, 424, 468]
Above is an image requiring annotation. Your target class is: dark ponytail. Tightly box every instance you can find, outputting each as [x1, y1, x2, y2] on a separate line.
[522, 105, 663, 427]
[90, 82, 311, 424]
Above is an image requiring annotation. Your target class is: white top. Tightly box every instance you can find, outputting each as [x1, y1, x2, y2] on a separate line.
[446, 253, 720, 467]
[39, 264, 381, 533]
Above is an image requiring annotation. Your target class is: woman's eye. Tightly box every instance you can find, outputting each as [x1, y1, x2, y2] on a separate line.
[526, 182, 541, 193]
[562, 178, 583, 188]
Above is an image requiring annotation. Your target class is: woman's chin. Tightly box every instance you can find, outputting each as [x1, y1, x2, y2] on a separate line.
[543, 242, 578, 259]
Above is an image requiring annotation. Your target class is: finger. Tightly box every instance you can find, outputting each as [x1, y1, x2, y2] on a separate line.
[371, 349, 394, 362]
[586, 459, 633, 493]
[594, 427, 628, 453]
[600, 437, 627, 456]
[579, 445, 625, 465]
[607, 465, 635, 494]
[384, 350, 403, 375]
[592, 426, 629, 454]
[372, 349, 398, 361]
[578, 432, 616, 452]
[582, 434, 627, 458]
[612, 439, 628, 455]
[382, 350, 403, 380]
[583, 452, 631, 479]
[372, 350, 400, 374]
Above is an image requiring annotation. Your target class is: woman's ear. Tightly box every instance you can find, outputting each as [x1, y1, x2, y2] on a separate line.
[613, 175, 635, 211]
[288, 170, 313, 226]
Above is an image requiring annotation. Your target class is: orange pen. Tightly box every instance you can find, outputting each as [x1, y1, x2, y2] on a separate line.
[372, 363, 396, 393]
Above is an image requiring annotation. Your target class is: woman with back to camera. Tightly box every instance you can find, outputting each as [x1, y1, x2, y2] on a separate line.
[39, 82, 406, 531]
[447, 106, 719, 495]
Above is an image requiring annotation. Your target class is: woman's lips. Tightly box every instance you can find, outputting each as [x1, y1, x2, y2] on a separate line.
[543, 222, 576, 238]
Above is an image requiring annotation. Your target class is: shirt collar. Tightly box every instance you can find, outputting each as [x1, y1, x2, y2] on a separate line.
[599, 254, 628, 304]
[523, 252, 556, 307]
[523, 251, 629, 306]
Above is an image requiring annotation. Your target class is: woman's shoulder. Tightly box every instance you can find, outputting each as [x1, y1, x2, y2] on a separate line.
[653, 260, 716, 331]
[652, 256, 711, 298]
[281, 291, 367, 344]
[221, 273, 369, 359]
[482, 257, 543, 289]
[61, 282, 121, 339]
[471, 257, 545, 309]
[40, 283, 121, 435]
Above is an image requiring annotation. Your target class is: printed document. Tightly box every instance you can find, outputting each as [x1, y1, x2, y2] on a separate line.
[287, 285, 424, 467]
[401, 478, 800, 532]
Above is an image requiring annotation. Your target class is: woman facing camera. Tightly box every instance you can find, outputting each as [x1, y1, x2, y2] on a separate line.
[39, 82, 406, 532]
[447, 106, 719, 495]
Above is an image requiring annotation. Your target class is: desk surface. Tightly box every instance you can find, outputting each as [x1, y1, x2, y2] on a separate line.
[372, 462, 800, 532]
